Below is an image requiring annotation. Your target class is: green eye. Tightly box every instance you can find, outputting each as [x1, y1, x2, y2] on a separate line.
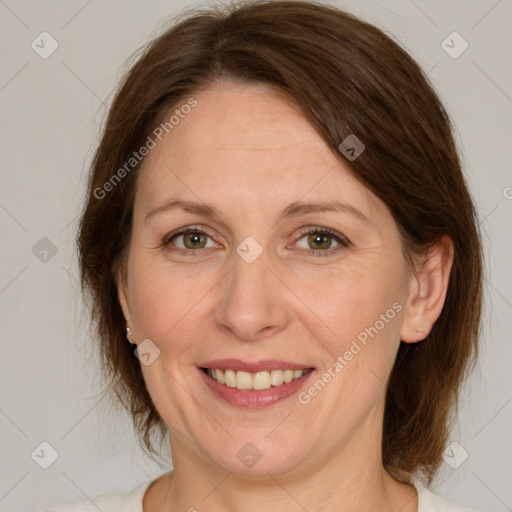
[182, 231, 208, 249]
[166, 230, 213, 250]
[295, 228, 349, 256]
[164, 226, 349, 257]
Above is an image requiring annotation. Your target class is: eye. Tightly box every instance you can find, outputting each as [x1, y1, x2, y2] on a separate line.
[294, 227, 349, 257]
[163, 225, 349, 258]
[164, 227, 217, 253]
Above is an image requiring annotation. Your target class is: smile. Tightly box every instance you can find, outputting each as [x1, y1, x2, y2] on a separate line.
[204, 368, 312, 391]
[198, 360, 316, 408]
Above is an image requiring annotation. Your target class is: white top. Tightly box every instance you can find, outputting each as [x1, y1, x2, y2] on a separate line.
[42, 475, 479, 512]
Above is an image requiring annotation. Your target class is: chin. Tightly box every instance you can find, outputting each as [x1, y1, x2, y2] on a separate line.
[205, 438, 307, 477]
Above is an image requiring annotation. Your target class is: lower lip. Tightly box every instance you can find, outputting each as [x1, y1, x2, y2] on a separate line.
[198, 367, 315, 408]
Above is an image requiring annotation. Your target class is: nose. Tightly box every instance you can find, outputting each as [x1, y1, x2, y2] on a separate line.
[214, 243, 290, 342]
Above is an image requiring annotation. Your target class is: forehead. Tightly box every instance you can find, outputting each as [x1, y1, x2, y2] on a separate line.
[135, 82, 375, 217]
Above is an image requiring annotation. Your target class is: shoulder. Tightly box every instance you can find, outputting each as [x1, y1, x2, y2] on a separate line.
[412, 476, 480, 512]
[40, 478, 155, 512]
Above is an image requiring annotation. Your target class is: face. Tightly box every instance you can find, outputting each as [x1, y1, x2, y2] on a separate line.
[117, 81, 417, 477]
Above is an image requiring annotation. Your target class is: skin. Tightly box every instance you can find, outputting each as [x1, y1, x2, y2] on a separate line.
[117, 81, 454, 512]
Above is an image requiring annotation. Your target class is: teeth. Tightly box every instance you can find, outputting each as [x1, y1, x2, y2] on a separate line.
[205, 368, 308, 390]
[270, 369, 284, 386]
[236, 371, 253, 390]
[253, 371, 271, 390]
[215, 368, 225, 384]
[224, 369, 237, 388]
[283, 369, 294, 383]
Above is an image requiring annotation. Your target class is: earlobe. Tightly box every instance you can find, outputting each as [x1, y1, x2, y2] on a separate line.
[400, 235, 454, 343]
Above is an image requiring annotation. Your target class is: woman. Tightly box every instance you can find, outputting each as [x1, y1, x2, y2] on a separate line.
[48, 0, 483, 510]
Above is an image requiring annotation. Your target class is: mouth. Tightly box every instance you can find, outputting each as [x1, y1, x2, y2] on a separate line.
[201, 367, 313, 390]
[198, 359, 315, 408]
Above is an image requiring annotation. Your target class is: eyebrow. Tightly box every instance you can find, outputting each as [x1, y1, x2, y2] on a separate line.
[144, 199, 371, 225]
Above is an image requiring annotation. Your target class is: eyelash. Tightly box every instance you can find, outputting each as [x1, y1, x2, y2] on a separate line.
[163, 225, 350, 258]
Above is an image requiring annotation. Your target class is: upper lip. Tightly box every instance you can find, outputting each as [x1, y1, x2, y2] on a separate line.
[199, 359, 314, 373]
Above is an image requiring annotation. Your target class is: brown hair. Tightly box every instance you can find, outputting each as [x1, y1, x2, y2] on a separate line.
[77, 0, 483, 485]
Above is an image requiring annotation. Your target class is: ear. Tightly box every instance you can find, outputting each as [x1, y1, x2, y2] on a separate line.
[400, 235, 454, 343]
[115, 260, 132, 330]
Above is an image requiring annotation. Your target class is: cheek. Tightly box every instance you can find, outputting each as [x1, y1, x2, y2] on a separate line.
[295, 257, 406, 384]
[305, 269, 404, 423]
[127, 256, 213, 346]
[301, 258, 403, 334]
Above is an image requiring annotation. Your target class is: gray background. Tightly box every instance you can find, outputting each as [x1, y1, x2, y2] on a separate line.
[0, 0, 511, 511]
